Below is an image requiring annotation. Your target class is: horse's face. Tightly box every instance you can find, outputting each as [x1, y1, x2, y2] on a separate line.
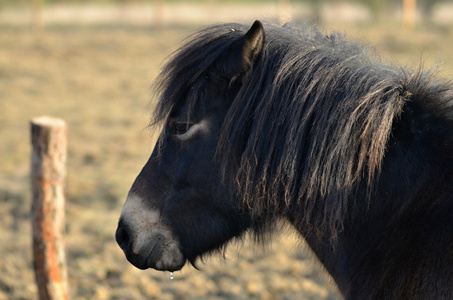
[116, 21, 265, 271]
[116, 95, 244, 272]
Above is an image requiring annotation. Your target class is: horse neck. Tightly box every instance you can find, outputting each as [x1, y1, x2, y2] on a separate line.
[288, 188, 397, 295]
[287, 137, 450, 296]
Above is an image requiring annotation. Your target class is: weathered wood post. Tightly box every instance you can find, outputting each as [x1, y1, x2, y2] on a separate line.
[402, 0, 417, 30]
[154, 0, 165, 28]
[31, 117, 69, 300]
[31, 0, 43, 33]
[277, 0, 292, 24]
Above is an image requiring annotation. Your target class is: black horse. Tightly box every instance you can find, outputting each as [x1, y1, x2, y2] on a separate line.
[116, 20, 453, 299]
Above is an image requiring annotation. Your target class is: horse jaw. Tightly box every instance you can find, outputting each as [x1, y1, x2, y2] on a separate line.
[116, 194, 185, 271]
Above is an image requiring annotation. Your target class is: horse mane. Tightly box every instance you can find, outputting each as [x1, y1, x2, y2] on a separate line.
[153, 22, 448, 239]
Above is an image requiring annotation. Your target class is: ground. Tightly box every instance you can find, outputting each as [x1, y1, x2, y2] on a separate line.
[1, 3, 453, 300]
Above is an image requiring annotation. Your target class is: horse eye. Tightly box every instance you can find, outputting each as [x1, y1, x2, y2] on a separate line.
[172, 122, 193, 135]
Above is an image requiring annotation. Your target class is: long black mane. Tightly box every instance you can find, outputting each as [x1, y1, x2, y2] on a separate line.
[153, 22, 452, 239]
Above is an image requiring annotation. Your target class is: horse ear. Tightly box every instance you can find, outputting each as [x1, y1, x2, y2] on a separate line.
[221, 20, 265, 84]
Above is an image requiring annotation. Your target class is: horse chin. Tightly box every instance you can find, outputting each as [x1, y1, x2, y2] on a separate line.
[146, 239, 186, 272]
[122, 232, 186, 272]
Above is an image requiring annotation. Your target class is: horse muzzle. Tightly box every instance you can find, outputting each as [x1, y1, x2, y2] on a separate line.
[115, 194, 185, 271]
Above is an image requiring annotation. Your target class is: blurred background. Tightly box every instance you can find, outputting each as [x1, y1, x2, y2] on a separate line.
[1, 0, 452, 299]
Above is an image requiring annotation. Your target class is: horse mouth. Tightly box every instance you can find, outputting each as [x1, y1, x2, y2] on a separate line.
[116, 193, 187, 272]
[116, 220, 186, 272]
[120, 236, 185, 272]
[145, 234, 186, 272]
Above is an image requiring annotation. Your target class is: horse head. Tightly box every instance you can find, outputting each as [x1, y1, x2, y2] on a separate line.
[115, 21, 265, 271]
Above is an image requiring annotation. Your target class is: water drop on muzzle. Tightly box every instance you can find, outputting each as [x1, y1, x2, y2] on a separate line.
[170, 272, 174, 280]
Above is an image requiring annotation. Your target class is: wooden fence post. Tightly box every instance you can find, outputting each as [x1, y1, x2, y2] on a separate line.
[277, 0, 292, 24]
[402, 0, 417, 30]
[31, 0, 43, 34]
[154, 0, 165, 28]
[31, 117, 69, 300]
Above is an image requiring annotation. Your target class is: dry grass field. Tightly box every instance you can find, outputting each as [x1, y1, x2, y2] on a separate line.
[1, 3, 453, 299]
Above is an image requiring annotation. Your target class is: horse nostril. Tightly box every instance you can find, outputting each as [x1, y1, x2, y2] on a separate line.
[115, 220, 131, 251]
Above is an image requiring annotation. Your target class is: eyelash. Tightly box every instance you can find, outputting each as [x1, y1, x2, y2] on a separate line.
[171, 122, 193, 135]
